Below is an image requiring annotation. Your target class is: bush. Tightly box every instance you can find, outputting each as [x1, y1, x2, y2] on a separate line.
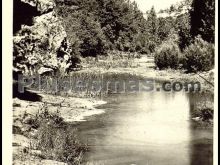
[37, 124, 87, 164]
[183, 36, 215, 72]
[154, 40, 181, 69]
[36, 109, 87, 165]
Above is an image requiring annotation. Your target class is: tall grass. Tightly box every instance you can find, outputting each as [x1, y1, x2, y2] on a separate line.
[81, 51, 140, 69]
[30, 70, 145, 99]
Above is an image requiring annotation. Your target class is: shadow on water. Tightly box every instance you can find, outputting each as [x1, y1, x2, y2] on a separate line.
[188, 92, 213, 165]
[189, 139, 213, 165]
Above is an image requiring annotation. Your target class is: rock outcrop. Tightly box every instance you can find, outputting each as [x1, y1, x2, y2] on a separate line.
[13, 0, 74, 76]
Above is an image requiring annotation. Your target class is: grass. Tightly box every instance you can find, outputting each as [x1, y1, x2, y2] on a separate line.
[15, 103, 88, 165]
[26, 51, 214, 124]
[27, 50, 214, 96]
[29, 68, 147, 99]
[81, 51, 141, 69]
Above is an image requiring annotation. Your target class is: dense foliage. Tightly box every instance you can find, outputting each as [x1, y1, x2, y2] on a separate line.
[155, 35, 181, 70]
[176, 13, 191, 50]
[190, 0, 215, 43]
[154, 0, 215, 72]
[55, 0, 149, 56]
[183, 36, 215, 72]
[55, 0, 215, 72]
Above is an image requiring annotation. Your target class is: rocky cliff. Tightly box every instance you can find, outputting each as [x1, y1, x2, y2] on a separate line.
[13, 0, 75, 76]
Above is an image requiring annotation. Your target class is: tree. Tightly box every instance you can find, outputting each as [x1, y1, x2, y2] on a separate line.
[176, 13, 191, 50]
[190, 0, 215, 43]
[56, 3, 108, 57]
[146, 6, 158, 52]
[169, 5, 175, 14]
[158, 17, 175, 44]
[55, 0, 150, 55]
[147, 7, 158, 38]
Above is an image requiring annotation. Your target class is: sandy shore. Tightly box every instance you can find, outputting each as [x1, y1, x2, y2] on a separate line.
[13, 93, 106, 122]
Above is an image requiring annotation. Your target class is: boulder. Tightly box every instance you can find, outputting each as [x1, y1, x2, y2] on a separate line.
[13, 0, 74, 76]
[21, 0, 55, 14]
[13, 134, 31, 148]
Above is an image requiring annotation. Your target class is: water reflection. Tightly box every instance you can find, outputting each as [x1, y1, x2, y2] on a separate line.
[78, 91, 213, 165]
[188, 92, 213, 165]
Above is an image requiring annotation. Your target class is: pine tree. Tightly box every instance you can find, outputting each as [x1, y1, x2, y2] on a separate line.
[190, 0, 215, 43]
[176, 13, 191, 50]
[146, 6, 158, 52]
[55, 0, 151, 55]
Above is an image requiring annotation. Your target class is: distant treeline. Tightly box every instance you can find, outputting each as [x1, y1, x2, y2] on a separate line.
[55, 0, 150, 56]
[55, 0, 215, 72]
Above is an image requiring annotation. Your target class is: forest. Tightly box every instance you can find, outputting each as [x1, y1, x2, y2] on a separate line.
[11, 0, 216, 164]
[55, 0, 215, 73]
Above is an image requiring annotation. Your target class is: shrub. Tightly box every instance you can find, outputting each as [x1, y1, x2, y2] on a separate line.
[154, 40, 181, 69]
[183, 36, 215, 72]
[36, 109, 87, 165]
[37, 124, 87, 164]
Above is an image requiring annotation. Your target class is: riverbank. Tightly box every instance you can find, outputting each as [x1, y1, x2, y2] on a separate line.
[13, 56, 214, 164]
[77, 55, 214, 125]
[13, 92, 106, 165]
[79, 56, 214, 93]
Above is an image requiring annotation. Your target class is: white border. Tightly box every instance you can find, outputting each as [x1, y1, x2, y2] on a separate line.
[2, 0, 13, 164]
[214, 0, 218, 164]
[2, 0, 218, 165]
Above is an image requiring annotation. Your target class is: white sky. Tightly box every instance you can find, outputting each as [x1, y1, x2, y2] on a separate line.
[133, 0, 184, 12]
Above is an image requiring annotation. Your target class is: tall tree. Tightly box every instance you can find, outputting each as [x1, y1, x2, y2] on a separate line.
[190, 0, 215, 43]
[55, 0, 150, 55]
[146, 6, 158, 52]
[158, 17, 175, 43]
[176, 13, 191, 50]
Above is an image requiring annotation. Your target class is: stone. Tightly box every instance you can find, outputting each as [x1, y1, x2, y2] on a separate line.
[23, 114, 36, 124]
[41, 160, 68, 165]
[13, 125, 23, 135]
[13, 134, 31, 148]
[38, 67, 54, 75]
[14, 119, 23, 128]
[192, 117, 201, 122]
[13, 0, 73, 75]
[21, 0, 55, 14]
[29, 150, 43, 157]
[29, 128, 38, 138]
[21, 124, 32, 132]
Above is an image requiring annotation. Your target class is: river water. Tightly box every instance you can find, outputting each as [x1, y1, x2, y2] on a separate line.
[77, 91, 213, 165]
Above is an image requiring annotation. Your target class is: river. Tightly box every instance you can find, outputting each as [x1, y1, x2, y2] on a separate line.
[77, 91, 213, 165]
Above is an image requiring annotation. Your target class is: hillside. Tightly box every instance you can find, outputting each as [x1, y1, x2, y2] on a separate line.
[157, 0, 192, 18]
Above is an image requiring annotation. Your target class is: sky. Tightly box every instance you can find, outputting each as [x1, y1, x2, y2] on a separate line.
[133, 0, 184, 12]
